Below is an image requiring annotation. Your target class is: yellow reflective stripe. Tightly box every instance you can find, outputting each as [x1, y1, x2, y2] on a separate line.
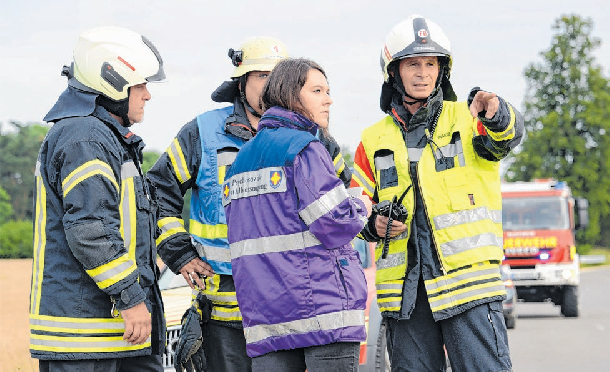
[86, 254, 136, 289]
[30, 334, 150, 352]
[428, 282, 506, 312]
[487, 105, 517, 141]
[425, 264, 501, 295]
[167, 138, 191, 184]
[119, 178, 137, 264]
[189, 220, 227, 239]
[156, 217, 187, 246]
[62, 160, 118, 197]
[218, 165, 227, 185]
[30, 176, 47, 315]
[333, 154, 346, 176]
[352, 164, 375, 197]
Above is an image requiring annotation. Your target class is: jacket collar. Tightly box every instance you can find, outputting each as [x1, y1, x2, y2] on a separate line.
[44, 85, 144, 150]
[258, 106, 318, 136]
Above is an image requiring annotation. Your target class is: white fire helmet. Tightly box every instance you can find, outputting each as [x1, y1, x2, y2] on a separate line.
[71, 26, 165, 101]
[380, 14, 452, 83]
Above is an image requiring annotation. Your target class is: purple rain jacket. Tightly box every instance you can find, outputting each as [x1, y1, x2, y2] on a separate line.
[222, 106, 369, 357]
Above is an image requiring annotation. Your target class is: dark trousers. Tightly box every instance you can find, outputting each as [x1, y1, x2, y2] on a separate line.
[251, 342, 360, 372]
[38, 355, 162, 372]
[386, 280, 512, 372]
[203, 321, 251, 372]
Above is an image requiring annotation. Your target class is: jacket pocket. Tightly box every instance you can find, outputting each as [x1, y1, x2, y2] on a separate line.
[335, 248, 368, 310]
[374, 150, 398, 190]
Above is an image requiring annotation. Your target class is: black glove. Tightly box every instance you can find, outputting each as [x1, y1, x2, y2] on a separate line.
[174, 292, 211, 372]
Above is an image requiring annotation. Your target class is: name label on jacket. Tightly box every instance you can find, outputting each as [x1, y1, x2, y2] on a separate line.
[222, 166, 286, 206]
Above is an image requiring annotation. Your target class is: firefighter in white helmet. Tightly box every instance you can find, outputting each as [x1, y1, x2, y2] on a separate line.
[31, 26, 167, 371]
[351, 15, 524, 371]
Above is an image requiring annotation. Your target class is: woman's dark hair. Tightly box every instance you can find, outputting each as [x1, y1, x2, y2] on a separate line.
[261, 58, 327, 120]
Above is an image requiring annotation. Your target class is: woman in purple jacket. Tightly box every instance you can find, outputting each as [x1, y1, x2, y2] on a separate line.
[222, 58, 372, 372]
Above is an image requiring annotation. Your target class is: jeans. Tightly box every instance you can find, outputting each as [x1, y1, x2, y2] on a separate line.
[203, 321, 252, 372]
[385, 279, 512, 372]
[251, 342, 360, 372]
[38, 355, 162, 372]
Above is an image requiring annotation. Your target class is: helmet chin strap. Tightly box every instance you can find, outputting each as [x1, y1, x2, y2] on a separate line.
[239, 74, 262, 119]
[97, 88, 131, 127]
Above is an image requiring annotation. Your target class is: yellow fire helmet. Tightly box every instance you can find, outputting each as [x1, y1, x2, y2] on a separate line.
[229, 36, 288, 78]
[71, 26, 165, 101]
[380, 14, 452, 83]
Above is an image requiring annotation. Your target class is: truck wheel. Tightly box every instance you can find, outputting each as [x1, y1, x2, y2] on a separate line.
[561, 285, 579, 317]
[375, 320, 390, 372]
[505, 314, 516, 329]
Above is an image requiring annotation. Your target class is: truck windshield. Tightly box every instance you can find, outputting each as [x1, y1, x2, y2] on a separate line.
[502, 196, 570, 231]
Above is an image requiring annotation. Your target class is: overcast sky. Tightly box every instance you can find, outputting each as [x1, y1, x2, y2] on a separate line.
[1, 0, 608, 153]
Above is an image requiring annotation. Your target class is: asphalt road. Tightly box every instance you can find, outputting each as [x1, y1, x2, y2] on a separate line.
[507, 266, 610, 371]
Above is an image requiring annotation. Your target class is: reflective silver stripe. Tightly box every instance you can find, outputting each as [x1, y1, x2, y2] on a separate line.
[90, 261, 134, 284]
[299, 185, 348, 226]
[194, 243, 231, 263]
[121, 161, 139, 179]
[374, 154, 394, 170]
[231, 231, 321, 259]
[428, 283, 506, 308]
[440, 233, 503, 257]
[438, 143, 459, 158]
[217, 151, 238, 167]
[168, 140, 189, 183]
[352, 169, 374, 196]
[121, 178, 134, 253]
[30, 336, 151, 348]
[30, 318, 124, 330]
[433, 207, 502, 230]
[376, 283, 403, 292]
[244, 309, 364, 344]
[35, 160, 41, 176]
[159, 220, 184, 235]
[63, 163, 116, 194]
[212, 308, 242, 319]
[205, 293, 238, 303]
[376, 251, 406, 270]
[424, 266, 501, 293]
[241, 57, 284, 66]
[378, 300, 401, 310]
[407, 147, 424, 161]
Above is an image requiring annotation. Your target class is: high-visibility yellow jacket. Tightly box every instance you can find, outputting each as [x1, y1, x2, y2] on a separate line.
[353, 97, 523, 318]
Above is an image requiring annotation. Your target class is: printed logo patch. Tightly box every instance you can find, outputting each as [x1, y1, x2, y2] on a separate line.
[270, 170, 283, 189]
[222, 166, 287, 206]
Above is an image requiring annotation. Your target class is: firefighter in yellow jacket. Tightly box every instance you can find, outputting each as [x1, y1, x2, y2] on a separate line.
[352, 15, 523, 372]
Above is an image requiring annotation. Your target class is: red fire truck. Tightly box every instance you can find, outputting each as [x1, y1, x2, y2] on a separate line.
[501, 179, 589, 317]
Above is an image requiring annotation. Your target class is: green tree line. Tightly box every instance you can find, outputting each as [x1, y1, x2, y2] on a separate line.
[1, 14, 608, 258]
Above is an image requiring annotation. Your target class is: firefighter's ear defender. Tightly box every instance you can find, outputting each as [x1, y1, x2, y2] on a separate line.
[374, 185, 412, 259]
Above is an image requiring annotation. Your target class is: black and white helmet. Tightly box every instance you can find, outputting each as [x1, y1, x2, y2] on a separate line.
[380, 14, 452, 83]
